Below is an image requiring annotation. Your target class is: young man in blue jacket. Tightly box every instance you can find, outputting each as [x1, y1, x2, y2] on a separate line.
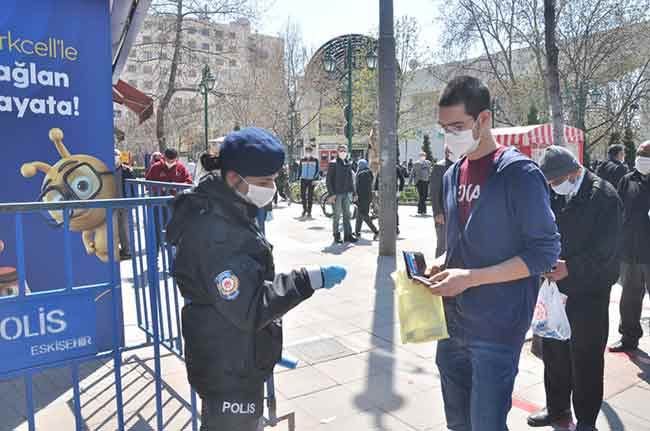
[427, 76, 561, 431]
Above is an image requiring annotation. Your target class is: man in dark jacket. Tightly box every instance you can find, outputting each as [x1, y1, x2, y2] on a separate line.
[167, 128, 347, 431]
[114, 149, 135, 259]
[429, 76, 560, 431]
[430, 146, 454, 257]
[527, 146, 623, 430]
[326, 144, 356, 243]
[411, 151, 433, 215]
[596, 144, 628, 188]
[609, 141, 650, 353]
[354, 159, 379, 240]
[299, 147, 320, 218]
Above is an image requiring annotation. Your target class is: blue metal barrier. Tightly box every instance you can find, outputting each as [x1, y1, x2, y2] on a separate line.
[0, 196, 198, 431]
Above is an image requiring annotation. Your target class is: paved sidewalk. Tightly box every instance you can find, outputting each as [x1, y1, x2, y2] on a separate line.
[1, 201, 648, 430]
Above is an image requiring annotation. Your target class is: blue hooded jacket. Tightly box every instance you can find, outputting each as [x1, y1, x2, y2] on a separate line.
[442, 147, 560, 346]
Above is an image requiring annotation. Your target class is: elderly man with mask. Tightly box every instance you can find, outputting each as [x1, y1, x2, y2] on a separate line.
[609, 141, 650, 353]
[527, 146, 623, 430]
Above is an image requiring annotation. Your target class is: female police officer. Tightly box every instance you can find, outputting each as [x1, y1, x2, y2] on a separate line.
[167, 128, 347, 430]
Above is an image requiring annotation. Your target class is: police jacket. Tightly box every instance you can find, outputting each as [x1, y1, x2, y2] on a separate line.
[166, 174, 316, 408]
[550, 171, 623, 300]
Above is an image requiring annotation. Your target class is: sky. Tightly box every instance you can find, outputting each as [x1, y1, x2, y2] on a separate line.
[256, 0, 441, 54]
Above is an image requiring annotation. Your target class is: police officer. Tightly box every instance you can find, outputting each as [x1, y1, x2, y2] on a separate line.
[167, 128, 347, 431]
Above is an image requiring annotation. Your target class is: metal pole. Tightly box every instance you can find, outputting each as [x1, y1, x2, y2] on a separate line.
[203, 86, 209, 151]
[378, 0, 397, 256]
[347, 35, 353, 154]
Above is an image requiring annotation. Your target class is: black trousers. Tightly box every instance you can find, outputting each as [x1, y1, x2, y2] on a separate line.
[542, 295, 609, 427]
[618, 262, 650, 346]
[300, 179, 315, 214]
[416, 181, 429, 214]
[355, 204, 378, 235]
[434, 222, 446, 258]
[200, 398, 263, 431]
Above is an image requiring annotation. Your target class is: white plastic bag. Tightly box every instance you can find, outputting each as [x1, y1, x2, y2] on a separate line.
[531, 279, 571, 341]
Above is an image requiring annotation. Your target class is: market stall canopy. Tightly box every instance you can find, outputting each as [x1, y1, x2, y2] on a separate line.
[112, 79, 153, 123]
[492, 123, 584, 163]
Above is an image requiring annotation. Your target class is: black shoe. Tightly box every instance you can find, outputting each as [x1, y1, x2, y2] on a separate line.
[334, 234, 343, 244]
[527, 408, 572, 427]
[344, 234, 358, 243]
[373, 232, 379, 241]
[608, 340, 638, 353]
[120, 253, 132, 261]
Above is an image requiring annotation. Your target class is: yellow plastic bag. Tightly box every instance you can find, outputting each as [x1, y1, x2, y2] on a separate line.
[392, 270, 449, 344]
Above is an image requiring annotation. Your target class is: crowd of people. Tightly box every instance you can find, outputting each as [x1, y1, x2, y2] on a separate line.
[110, 75, 650, 431]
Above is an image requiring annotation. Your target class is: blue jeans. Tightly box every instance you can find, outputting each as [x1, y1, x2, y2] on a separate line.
[332, 193, 352, 237]
[435, 337, 522, 431]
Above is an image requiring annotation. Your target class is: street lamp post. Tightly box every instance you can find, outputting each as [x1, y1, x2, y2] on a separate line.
[323, 37, 377, 155]
[491, 97, 500, 128]
[199, 64, 216, 151]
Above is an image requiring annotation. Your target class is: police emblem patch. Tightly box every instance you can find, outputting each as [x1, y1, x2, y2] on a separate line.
[215, 271, 240, 301]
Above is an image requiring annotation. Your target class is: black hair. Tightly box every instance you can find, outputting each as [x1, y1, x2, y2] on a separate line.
[438, 76, 491, 119]
[608, 144, 624, 159]
[164, 148, 178, 159]
[200, 152, 221, 172]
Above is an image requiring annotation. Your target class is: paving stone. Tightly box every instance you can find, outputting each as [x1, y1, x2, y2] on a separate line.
[274, 366, 338, 400]
[608, 386, 650, 421]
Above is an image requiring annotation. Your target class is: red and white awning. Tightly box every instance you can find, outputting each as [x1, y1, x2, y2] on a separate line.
[492, 123, 584, 163]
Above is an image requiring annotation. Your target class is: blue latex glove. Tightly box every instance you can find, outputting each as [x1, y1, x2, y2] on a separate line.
[321, 265, 347, 289]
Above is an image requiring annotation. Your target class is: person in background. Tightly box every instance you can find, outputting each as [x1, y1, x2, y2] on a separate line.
[167, 127, 348, 431]
[430, 145, 455, 258]
[114, 149, 135, 260]
[354, 159, 379, 240]
[146, 151, 163, 176]
[428, 76, 560, 430]
[398, 161, 407, 191]
[146, 148, 193, 250]
[411, 151, 433, 215]
[273, 164, 289, 206]
[596, 144, 628, 188]
[528, 146, 623, 430]
[146, 148, 193, 189]
[609, 141, 650, 353]
[327, 145, 357, 244]
[299, 147, 320, 218]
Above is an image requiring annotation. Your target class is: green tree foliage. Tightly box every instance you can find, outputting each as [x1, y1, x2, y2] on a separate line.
[527, 104, 540, 125]
[623, 127, 636, 168]
[422, 134, 433, 162]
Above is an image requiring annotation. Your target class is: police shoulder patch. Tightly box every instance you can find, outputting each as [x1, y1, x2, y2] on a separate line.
[214, 270, 240, 301]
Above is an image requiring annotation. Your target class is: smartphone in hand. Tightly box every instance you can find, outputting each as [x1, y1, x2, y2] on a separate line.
[403, 251, 432, 286]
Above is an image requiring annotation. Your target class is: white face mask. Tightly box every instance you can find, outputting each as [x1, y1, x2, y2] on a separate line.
[551, 179, 576, 196]
[420, 156, 427, 161]
[444, 122, 480, 159]
[635, 156, 650, 175]
[237, 176, 277, 208]
[339, 152, 348, 160]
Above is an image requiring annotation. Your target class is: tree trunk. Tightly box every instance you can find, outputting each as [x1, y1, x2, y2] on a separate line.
[156, 0, 184, 152]
[544, 0, 564, 146]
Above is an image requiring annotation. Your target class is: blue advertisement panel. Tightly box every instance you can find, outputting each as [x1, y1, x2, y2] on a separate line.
[0, 1, 121, 351]
[0, 290, 98, 374]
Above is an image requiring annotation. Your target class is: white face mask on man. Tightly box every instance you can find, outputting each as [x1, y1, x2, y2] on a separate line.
[444, 117, 481, 158]
[236, 175, 277, 208]
[635, 156, 650, 175]
[551, 179, 576, 196]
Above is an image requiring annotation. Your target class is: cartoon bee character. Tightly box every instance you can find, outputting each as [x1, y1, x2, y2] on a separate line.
[20, 128, 118, 263]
